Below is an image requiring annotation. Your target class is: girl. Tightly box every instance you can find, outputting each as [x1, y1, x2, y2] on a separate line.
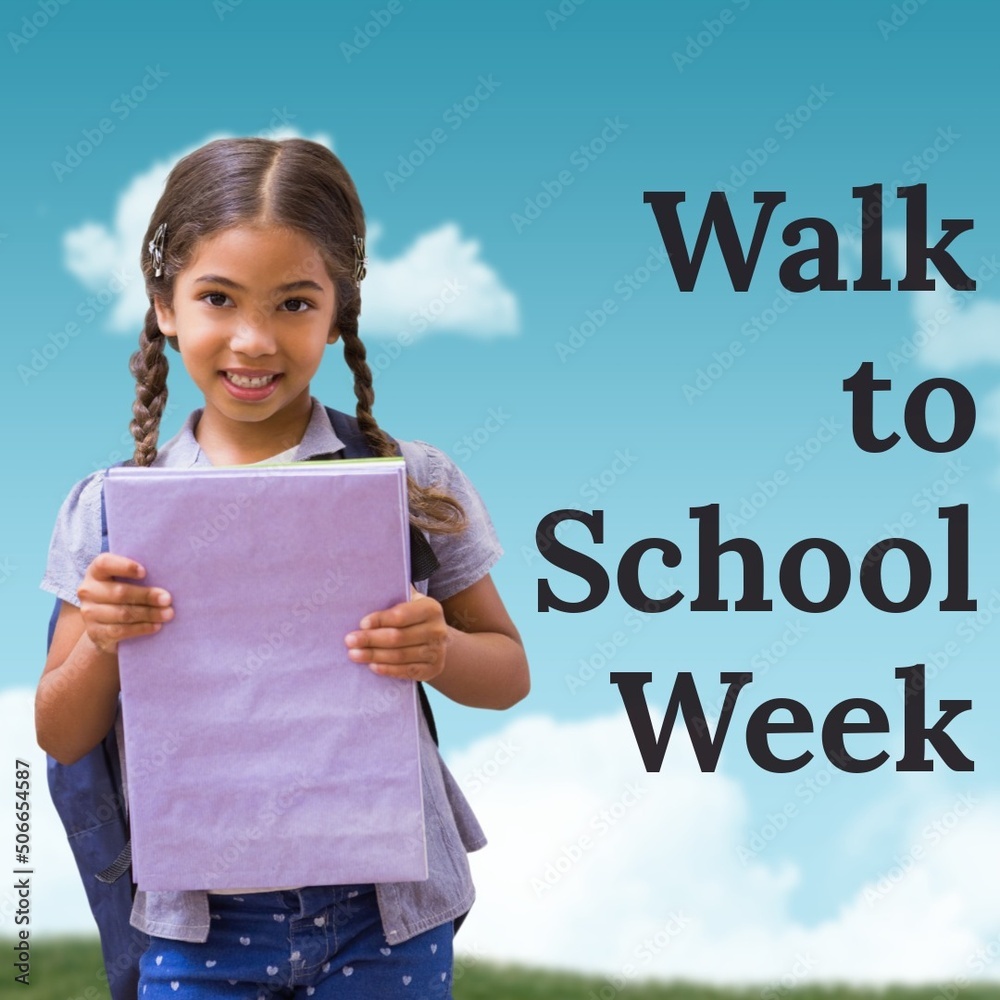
[36, 136, 529, 998]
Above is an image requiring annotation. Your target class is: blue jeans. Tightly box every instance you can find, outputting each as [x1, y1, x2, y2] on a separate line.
[138, 884, 453, 998]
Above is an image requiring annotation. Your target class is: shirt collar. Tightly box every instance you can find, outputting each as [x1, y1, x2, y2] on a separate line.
[154, 396, 347, 469]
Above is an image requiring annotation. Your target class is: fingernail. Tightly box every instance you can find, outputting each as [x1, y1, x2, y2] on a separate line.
[360, 616, 373, 630]
[345, 633, 358, 647]
[157, 592, 171, 605]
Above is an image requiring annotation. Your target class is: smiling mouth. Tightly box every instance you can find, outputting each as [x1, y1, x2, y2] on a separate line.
[222, 372, 281, 388]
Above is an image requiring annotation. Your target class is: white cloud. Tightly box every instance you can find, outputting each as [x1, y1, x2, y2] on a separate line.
[359, 221, 519, 339]
[61, 133, 518, 340]
[445, 709, 1000, 985]
[909, 285, 1000, 371]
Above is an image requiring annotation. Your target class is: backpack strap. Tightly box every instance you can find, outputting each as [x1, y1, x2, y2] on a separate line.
[95, 842, 132, 884]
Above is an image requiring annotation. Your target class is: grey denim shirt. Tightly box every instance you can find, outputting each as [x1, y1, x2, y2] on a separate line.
[40, 397, 500, 944]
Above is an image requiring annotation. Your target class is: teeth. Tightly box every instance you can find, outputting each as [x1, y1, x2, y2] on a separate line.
[226, 372, 276, 388]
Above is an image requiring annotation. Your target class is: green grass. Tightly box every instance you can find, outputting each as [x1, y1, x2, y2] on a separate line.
[2, 938, 111, 1000]
[2, 939, 998, 1000]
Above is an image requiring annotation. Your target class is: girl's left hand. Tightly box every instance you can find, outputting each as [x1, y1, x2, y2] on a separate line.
[344, 586, 449, 682]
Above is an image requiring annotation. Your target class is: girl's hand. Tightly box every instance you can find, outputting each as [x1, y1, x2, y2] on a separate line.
[77, 553, 174, 654]
[344, 587, 449, 682]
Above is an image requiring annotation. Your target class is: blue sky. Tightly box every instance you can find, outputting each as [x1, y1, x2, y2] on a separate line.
[4, 0, 1000, 982]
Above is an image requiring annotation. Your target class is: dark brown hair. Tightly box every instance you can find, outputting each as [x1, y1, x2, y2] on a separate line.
[129, 136, 465, 533]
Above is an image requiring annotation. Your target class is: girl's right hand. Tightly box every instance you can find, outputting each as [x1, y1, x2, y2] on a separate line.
[77, 553, 173, 654]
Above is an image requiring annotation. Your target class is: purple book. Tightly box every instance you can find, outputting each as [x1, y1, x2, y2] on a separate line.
[104, 458, 427, 892]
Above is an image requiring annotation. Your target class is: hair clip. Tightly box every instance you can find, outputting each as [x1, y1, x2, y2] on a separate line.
[352, 233, 367, 287]
[148, 222, 167, 277]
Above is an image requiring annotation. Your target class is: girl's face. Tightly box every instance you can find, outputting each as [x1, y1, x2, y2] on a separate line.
[154, 224, 339, 453]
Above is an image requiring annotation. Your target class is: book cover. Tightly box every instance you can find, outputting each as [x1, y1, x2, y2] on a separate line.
[103, 459, 426, 891]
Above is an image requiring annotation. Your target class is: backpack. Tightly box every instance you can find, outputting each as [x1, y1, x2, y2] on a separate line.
[45, 406, 456, 1000]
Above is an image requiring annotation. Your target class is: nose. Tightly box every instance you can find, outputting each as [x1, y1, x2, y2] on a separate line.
[229, 310, 277, 357]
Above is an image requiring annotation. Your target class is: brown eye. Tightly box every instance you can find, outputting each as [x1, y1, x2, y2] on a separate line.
[281, 298, 313, 313]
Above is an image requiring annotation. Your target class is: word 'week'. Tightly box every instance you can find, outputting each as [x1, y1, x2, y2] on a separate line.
[610, 665, 972, 774]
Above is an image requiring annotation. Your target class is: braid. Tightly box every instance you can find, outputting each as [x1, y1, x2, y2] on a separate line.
[127, 305, 170, 467]
[340, 318, 399, 460]
[340, 318, 466, 535]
